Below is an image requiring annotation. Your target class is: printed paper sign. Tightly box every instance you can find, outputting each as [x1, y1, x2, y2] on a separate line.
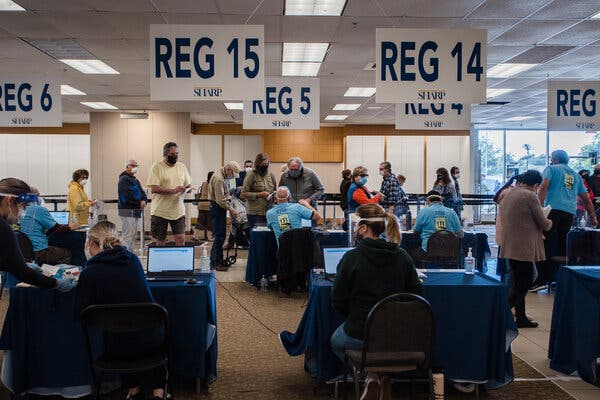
[548, 81, 600, 131]
[395, 103, 471, 130]
[0, 77, 61, 127]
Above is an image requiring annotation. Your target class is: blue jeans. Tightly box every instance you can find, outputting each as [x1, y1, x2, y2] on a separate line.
[247, 214, 266, 231]
[330, 323, 363, 362]
[210, 204, 226, 267]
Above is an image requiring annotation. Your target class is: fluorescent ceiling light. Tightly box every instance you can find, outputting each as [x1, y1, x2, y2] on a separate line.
[81, 102, 118, 110]
[60, 85, 86, 95]
[0, 1, 25, 11]
[504, 116, 534, 122]
[344, 87, 376, 97]
[590, 11, 600, 19]
[367, 106, 382, 110]
[282, 62, 321, 76]
[285, 0, 347, 16]
[120, 112, 148, 119]
[283, 43, 329, 62]
[538, 108, 548, 112]
[61, 59, 119, 74]
[488, 63, 537, 78]
[325, 115, 348, 121]
[333, 104, 360, 111]
[487, 88, 515, 98]
[224, 102, 244, 110]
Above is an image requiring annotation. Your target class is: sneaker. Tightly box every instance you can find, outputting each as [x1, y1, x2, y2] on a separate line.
[517, 319, 539, 328]
[360, 377, 380, 400]
[453, 383, 475, 393]
[214, 264, 228, 272]
[529, 283, 548, 293]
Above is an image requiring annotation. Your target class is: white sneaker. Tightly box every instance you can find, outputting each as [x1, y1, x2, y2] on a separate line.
[453, 383, 475, 393]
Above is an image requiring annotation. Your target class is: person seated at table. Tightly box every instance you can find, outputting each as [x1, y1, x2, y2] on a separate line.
[0, 178, 75, 292]
[331, 203, 422, 400]
[266, 186, 321, 243]
[19, 187, 80, 265]
[347, 166, 384, 213]
[411, 191, 463, 265]
[74, 221, 169, 400]
[498, 170, 552, 329]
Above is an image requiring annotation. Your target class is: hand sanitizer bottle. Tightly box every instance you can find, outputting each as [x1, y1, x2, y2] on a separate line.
[200, 246, 210, 272]
[465, 247, 475, 275]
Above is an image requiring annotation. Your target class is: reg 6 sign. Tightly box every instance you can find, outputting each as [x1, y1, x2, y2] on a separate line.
[0, 78, 61, 127]
[376, 29, 487, 104]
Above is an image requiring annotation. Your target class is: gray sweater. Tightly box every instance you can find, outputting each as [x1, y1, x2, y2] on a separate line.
[278, 167, 325, 206]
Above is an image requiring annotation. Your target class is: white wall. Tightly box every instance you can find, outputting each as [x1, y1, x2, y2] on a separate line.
[386, 136, 425, 194]
[0, 134, 90, 196]
[346, 136, 386, 190]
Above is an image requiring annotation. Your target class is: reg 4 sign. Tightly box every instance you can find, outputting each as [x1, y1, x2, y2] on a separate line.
[0, 78, 61, 127]
[376, 29, 487, 104]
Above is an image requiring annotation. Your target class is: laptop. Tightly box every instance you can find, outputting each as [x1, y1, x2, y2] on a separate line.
[323, 247, 353, 276]
[146, 246, 195, 281]
[49, 211, 70, 225]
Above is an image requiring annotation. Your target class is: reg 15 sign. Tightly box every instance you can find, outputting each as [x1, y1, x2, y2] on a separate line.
[376, 29, 487, 104]
[150, 25, 264, 101]
[0, 77, 61, 127]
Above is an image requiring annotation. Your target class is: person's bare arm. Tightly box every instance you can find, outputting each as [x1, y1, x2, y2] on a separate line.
[580, 192, 598, 226]
[538, 178, 550, 205]
[299, 199, 321, 221]
[148, 185, 183, 195]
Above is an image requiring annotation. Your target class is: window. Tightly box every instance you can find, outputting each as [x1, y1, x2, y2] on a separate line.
[477, 130, 504, 195]
[505, 130, 547, 176]
[549, 131, 598, 173]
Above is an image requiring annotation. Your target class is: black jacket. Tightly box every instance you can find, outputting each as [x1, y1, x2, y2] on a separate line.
[117, 172, 148, 217]
[277, 228, 321, 292]
[339, 179, 352, 211]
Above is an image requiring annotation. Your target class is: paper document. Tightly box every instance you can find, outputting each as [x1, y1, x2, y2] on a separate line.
[416, 269, 428, 278]
[542, 206, 552, 218]
[41, 264, 60, 277]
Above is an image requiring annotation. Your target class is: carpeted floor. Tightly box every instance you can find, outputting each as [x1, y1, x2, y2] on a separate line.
[0, 282, 577, 399]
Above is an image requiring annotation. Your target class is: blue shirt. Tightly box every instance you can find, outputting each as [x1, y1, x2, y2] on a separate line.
[266, 202, 314, 243]
[19, 204, 59, 252]
[413, 203, 462, 250]
[542, 164, 586, 215]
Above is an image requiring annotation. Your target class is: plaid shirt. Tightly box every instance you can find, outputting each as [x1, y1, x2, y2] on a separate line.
[380, 173, 401, 206]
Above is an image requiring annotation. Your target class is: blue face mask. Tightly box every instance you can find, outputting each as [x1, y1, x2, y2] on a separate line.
[359, 177, 368, 186]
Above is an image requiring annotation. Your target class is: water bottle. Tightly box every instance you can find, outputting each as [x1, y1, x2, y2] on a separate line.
[401, 215, 407, 231]
[579, 216, 586, 229]
[200, 246, 210, 272]
[260, 275, 268, 292]
[465, 247, 475, 275]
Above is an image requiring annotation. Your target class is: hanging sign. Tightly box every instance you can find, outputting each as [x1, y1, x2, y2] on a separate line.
[376, 29, 487, 104]
[150, 24, 265, 101]
[0, 77, 61, 127]
[395, 103, 470, 130]
[243, 78, 319, 129]
[547, 80, 600, 131]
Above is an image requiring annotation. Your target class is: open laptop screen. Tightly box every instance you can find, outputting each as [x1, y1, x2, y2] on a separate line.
[147, 247, 195, 274]
[49, 211, 70, 225]
[323, 247, 353, 275]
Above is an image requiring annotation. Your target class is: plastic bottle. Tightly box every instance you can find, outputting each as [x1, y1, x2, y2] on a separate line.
[260, 275, 268, 292]
[579, 216, 586, 229]
[465, 247, 475, 275]
[200, 246, 210, 272]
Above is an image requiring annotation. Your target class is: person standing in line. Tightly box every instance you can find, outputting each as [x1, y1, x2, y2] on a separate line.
[278, 157, 325, 208]
[450, 166, 464, 218]
[242, 153, 277, 230]
[67, 169, 96, 225]
[118, 160, 147, 251]
[378, 161, 401, 215]
[432, 167, 458, 215]
[347, 166, 384, 213]
[193, 171, 214, 242]
[146, 142, 191, 247]
[236, 160, 253, 188]
[339, 169, 352, 230]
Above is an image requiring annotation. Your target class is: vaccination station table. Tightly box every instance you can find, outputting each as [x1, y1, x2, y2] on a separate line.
[549, 266, 600, 385]
[280, 270, 517, 389]
[245, 229, 490, 286]
[0, 273, 218, 396]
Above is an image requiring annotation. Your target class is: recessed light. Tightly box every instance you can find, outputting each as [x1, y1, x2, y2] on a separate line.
[487, 63, 537, 78]
[61, 59, 119, 74]
[333, 104, 360, 111]
[590, 11, 600, 19]
[282, 62, 321, 76]
[367, 106, 382, 110]
[224, 102, 244, 110]
[80, 102, 118, 110]
[285, 0, 347, 16]
[504, 116, 533, 122]
[487, 88, 515, 98]
[60, 85, 86, 95]
[325, 114, 348, 121]
[0, 1, 25, 11]
[283, 43, 329, 62]
[344, 87, 376, 97]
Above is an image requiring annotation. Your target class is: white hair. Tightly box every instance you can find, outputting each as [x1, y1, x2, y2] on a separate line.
[125, 159, 137, 167]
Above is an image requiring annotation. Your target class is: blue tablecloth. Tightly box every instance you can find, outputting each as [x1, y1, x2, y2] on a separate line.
[245, 229, 348, 286]
[549, 266, 600, 385]
[280, 271, 516, 389]
[0, 274, 218, 395]
[566, 230, 600, 265]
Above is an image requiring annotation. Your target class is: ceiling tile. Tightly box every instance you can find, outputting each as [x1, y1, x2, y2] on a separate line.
[506, 45, 575, 63]
[218, 0, 283, 15]
[151, 0, 219, 13]
[0, 13, 65, 39]
[541, 20, 600, 45]
[468, 0, 554, 19]
[405, 0, 485, 18]
[344, 0, 410, 17]
[487, 45, 531, 64]
[454, 18, 520, 42]
[281, 16, 340, 42]
[37, 11, 124, 39]
[491, 20, 576, 46]
[529, 0, 600, 20]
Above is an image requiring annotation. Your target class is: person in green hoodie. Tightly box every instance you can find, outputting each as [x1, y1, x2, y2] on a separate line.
[331, 203, 423, 400]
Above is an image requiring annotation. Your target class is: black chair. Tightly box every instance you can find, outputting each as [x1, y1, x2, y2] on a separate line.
[277, 228, 321, 295]
[81, 303, 170, 400]
[424, 230, 461, 268]
[342, 293, 436, 400]
[16, 232, 35, 263]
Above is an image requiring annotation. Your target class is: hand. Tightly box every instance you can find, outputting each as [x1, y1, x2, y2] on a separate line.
[376, 192, 385, 199]
[258, 191, 270, 199]
[90, 199, 97, 206]
[590, 215, 598, 227]
[230, 210, 239, 219]
[173, 186, 186, 194]
[140, 200, 146, 209]
[26, 262, 42, 273]
[298, 199, 310, 207]
[55, 278, 77, 292]
[68, 221, 81, 230]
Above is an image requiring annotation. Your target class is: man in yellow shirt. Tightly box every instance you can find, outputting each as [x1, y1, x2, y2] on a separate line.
[147, 142, 191, 246]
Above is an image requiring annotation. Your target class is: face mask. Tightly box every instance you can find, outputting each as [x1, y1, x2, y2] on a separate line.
[359, 177, 368, 186]
[288, 169, 301, 179]
[257, 164, 269, 174]
[453, 174, 460, 179]
[436, 175, 443, 181]
[37, 197, 45, 207]
[379, 170, 385, 176]
[131, 167, 138, 174]
[245, 167, 253, 173]
[399, 182, 404, 187]
[234, 173, 240, 179]
[79, 179, 88, 186]
[167, 155, 178, 165]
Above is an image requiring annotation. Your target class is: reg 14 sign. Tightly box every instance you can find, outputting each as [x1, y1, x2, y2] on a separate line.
[547, 81, 600, 131]
[0, 77, 61, 127]
[150, 24, 264, 101]
[243, 78, 320, 130]
[376, 29, 487, 104]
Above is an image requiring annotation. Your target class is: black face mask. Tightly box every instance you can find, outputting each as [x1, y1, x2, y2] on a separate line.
[167, 155, 178, 165]
[437, 174, 443, 180]
[257, 164, 269, 174]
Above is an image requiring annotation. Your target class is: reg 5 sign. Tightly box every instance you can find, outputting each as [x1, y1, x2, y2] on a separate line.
[243, 78, 320, 130]
[376, 29, 487, 104]
[0, 77, 61, 127]
[150, 25, 264, 101]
